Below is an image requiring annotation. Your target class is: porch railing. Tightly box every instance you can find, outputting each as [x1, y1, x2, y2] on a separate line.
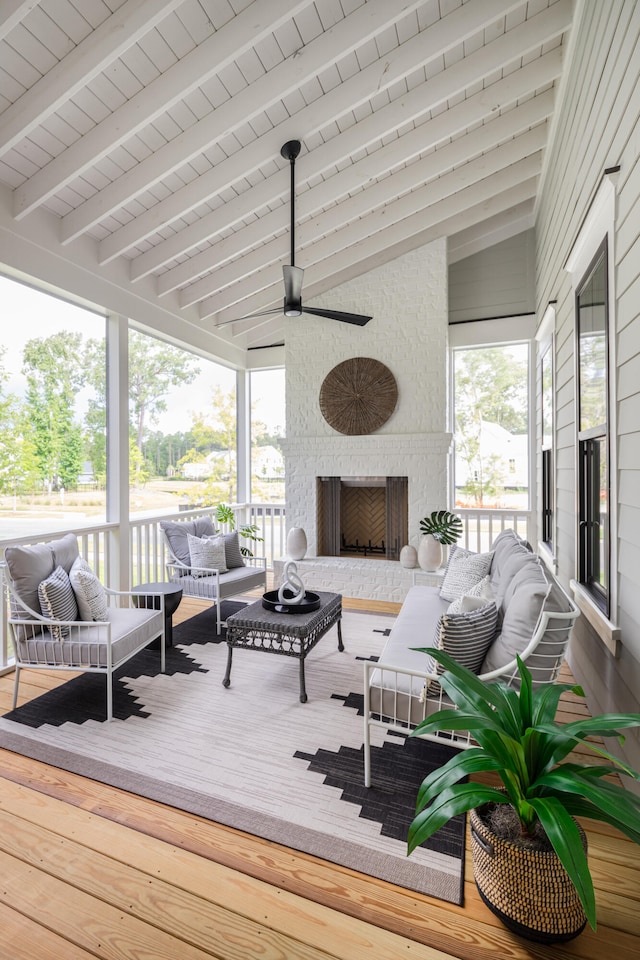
[1, 504, 531, 670]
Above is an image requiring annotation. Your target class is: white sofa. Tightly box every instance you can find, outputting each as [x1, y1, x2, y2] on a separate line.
[364, 530, 579, 786]
[2, 533, 165, 721]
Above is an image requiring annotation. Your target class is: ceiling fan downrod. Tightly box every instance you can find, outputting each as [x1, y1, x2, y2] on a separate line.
[280, 139, 301, 268]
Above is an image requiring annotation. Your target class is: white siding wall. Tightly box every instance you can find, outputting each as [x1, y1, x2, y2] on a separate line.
[448, 230, 535, 323]
[536, 0, 640, 770]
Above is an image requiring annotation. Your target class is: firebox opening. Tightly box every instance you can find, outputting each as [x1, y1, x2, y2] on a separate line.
[317, 476, 408, 561]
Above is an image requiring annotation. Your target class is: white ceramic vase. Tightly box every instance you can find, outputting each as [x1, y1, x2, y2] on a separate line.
[418, 533, 442, 572]
[399, 544, 418, 568]
[286, 526, 307, 560]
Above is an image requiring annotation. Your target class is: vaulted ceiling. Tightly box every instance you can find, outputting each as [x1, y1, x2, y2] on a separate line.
[0, 0, 572, 352]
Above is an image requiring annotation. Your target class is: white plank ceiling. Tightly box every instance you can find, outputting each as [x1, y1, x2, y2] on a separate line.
[0, 0, 573, 351]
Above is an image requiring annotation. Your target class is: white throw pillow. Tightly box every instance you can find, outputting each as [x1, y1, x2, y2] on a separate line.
[69, 556, 109, 621]
[426, 600, 498, 694]
[439, 547, 493, 602]
[37, 565, 79, 640]
[187, 533, 228, 577]
[446, 575, 494, 614]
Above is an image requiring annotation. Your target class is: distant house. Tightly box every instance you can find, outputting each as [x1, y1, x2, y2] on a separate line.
[76, 462, 97, 488]
[181, 450, 234, 481]
[252, 445, 284, 480]
[455, 421, 528, 493]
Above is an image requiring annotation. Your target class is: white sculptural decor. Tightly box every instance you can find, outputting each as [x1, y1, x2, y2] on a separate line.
[278, 560, 306, 605]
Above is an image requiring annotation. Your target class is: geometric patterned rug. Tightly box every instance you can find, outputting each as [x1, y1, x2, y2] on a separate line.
[0, 602, 465, 904]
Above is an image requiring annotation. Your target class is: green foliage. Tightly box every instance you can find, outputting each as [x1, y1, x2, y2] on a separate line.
[419, 510, 463, 544]
[407, 649, 640, 930]
[22, 332, 86, 489]
[214, 503, 263, 557]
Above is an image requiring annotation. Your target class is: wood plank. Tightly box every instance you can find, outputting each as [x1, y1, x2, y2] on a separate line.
[0, 901, 97, 960]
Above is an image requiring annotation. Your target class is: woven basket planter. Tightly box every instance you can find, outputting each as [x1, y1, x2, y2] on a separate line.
[470, 803, 588, 943]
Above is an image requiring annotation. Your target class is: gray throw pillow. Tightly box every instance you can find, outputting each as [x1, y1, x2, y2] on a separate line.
[69, 556, 109, 621]
[439, 547, 494, 602]
[38, 565, 79, 641]
[222, 530, 246, 568]
[446, 575, 493, 614]
[187, 533, 228, 576]
[426, 600, 498, 694]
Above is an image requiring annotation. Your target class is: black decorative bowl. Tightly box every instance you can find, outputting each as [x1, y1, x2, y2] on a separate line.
[262, 589, 321, 614]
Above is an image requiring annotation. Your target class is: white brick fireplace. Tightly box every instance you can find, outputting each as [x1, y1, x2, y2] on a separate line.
[279, 238, 452, 601]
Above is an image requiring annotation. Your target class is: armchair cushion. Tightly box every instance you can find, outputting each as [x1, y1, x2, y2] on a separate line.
[160, 517, 216, 569]
[5, 533, 79, 640]
[69, 556, 109, 621]
[188, 533, 227, 576]
[37, 565, 79, 640]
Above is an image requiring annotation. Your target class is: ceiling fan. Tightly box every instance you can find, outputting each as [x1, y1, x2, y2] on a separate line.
[220, 140, 372, 327]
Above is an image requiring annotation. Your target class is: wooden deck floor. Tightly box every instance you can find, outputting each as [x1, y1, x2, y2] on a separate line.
[0, 596, 638, 960]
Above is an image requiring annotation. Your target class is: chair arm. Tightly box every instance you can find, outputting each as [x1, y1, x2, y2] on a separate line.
[243, 556, 267, 570]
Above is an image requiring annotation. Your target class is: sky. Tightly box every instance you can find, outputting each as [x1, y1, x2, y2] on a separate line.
[0, 274, 285, 435]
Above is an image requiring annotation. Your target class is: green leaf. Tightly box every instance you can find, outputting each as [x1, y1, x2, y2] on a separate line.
[415, 749, 503, 812]
[528, 795, 596, 929]
[408, 783, 505, 853]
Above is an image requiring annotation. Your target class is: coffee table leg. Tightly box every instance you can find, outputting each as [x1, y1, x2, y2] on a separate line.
[299, 656, 308, 703]
[222, 644, 233, 688]
[337, 617, 344, 652]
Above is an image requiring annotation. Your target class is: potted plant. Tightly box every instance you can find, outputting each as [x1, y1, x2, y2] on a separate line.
[418, 509, 463, 570]
[407, 648, 640, 942]
[215, 503, 263, 557]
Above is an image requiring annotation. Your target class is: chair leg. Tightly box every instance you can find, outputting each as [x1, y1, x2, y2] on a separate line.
[12, 665, 21, 711]
[106, 672, 113, 722]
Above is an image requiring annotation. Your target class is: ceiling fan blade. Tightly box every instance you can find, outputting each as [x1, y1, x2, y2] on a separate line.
[215, 307, 282, 327]
[302, 306, 372, 326]
[283, 264, 304, 302]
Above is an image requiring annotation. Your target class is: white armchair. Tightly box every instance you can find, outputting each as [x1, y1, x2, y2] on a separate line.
[2, 533, 165, 721]
[160, 517, 267, 633]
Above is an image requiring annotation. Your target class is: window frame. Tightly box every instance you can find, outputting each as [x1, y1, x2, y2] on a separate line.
[537, 310, 555, 563]
[575, 239, 610, 615]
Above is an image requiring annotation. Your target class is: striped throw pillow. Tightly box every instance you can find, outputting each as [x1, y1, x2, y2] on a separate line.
[37, 565, 79, 641]
[69, 556, 109, 621]
[426, 600, 498, 694]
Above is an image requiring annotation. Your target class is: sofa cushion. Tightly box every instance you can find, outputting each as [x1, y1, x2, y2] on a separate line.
[37, 565, 79, 640]
[480, 557, 574, 684]
[440, 546, 493, 602]
[489, 529, 533, 598]
[187, 533, 228, 576]
[69, 556, 109, 621]
[427, 601, 498, 692]
[160, 517, 216, 568]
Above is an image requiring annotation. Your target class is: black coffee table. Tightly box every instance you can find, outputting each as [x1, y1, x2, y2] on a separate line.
[134, 581, 183, 647]
[223, 591, 343, 702]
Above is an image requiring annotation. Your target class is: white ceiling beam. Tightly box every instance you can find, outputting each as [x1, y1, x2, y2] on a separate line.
[205, 149, 542, 325]
[0, 0, 185, 161]
[175, 55, 559, 307]
[186, 105, 550, 314]
[235, 177, 539, 342]
[100, 0, 531, 267]
[126, 0, 569, 279]
[58, 0, 427, 244]
[12, 0, 315, 218]
[0, 1, 39, 41]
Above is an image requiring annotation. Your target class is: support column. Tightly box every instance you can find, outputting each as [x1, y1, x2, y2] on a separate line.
[236, 369, 251, 508]
[106, 314, 130, 590]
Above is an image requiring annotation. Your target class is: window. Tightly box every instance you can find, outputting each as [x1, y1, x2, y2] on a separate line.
[250, 368, 285, 502]
[453, 343, 529, 510]
[576, 240, 609, 612]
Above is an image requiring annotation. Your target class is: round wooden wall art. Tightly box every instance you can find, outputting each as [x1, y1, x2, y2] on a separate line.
[319, 357, 398, 435]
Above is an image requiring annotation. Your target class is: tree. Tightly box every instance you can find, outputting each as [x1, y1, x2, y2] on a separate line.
[182, 387, 237, 504]
[0, 347, 39, 497]
[128, 330, 199, 454]
[454, 346, 528, 507]
[22, 332, 86, 490]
